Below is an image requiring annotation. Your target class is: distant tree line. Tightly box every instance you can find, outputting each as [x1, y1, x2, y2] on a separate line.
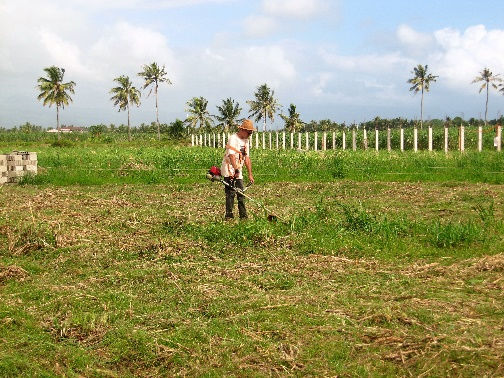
[3, 115, 504, 137]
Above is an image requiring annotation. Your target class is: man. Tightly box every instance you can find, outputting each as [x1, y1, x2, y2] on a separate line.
[221, 119, 256, 219]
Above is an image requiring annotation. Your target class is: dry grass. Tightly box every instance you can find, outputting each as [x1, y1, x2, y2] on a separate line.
[1, 180, 503, 376]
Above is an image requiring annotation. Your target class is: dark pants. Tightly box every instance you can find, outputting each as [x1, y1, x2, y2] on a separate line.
[224, 177, 247, 219]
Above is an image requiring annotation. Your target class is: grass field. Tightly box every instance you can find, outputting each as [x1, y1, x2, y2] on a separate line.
[1, 142, 503, 376]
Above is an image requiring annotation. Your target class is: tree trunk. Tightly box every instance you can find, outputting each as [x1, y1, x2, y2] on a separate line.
[485, 84, 489, 127]
[155, 83, 160, 140]
[420, 87, 424, 129]
[56, 104, 61, 140]
[127, 105, 131, 142]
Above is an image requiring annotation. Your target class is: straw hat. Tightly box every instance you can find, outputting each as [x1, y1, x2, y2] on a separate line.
[238, 119, 256, 131]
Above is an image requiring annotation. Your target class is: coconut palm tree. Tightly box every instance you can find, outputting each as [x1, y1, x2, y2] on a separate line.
[408, 64, 438, 129]
[138, 62, 172, 140]
[110, 75, 141, 141]
[214, 98, 242, 132]
[472, 68, 502, 126]
[185, 97, 214, 131]
[36, 66, 76, 140]
[247, 83, 281, 132]
[280, 103, 304, 132]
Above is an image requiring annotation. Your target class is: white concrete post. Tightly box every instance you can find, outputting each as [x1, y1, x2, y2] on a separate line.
[291, 132, 294, 149]
[363, 128, 368, 150]
[305, 132, 309, 150]
[478, 126, 483, 152]
[342, 130, 346, 150]
[282, 132, 286, 150]
[199, 134, 203, 147]
[269, 132, 272, 149]
[204, 133, 207, 147]
[387, 128, 391, 152]
[428, 127, 433, 151]
[400, 128, 404, 151]
[298, 132, 301, 150]
[191, 134, 194, 146]
[352, 129, 356, 151]
[262, 132, 266, 149]
[275, 132, 279, 149]
[322, 132, 327, 151]
[444, 127, 449, 153]
[332, 132, 336, 150]
[314, 132, 318, 151]
[497, 126, 502, 152]
[375, 129, 379, 151]
[218, 133, 221, 148]
[255, 132, 259, 149]
[460, 125, 465, 152]
[413, 127, 418, 152]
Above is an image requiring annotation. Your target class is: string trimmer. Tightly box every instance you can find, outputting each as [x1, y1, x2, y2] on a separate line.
[206, 166, 280, 222]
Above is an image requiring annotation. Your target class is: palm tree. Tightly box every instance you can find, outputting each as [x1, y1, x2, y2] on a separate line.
[280, 103, 303, 132]
[185, 97, 214, 131]
[214, 98, 242, 132]
[138, 62, 172, 140]
[247, 83, 281, 132]
[472, 68, 502, 126]
[408, 64, 438, 129]
[36, 66, 76, 140]
[110, 75, 141, 141]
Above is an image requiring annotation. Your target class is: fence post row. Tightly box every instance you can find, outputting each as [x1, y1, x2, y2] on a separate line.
[191, 126, 503, 152]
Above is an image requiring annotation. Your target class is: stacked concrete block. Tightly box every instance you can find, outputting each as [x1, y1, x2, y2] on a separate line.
[0, 151, 37, 184]
[0, 155, 7, 184]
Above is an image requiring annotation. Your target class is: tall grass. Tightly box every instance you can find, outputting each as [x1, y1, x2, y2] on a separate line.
[2, 144, 502, 186]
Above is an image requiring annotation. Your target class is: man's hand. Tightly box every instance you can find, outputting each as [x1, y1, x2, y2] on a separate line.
[248, 174, 254, 184]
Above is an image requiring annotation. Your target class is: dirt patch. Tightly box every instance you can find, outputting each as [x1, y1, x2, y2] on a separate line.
[0, 265, 29, 283]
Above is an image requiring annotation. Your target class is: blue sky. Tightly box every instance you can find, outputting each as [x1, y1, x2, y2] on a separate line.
[1, 0, 504, 129]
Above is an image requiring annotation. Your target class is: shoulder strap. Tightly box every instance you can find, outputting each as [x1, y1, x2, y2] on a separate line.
[225, 144, 242, 156]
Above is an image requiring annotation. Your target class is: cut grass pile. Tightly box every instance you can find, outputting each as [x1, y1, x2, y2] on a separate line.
[1, 180, 503, 376]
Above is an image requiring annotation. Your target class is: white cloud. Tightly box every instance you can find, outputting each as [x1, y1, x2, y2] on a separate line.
[242, 15, 279, 38]
[308, 72, 333, 96]
[321, 50, 414, 74]
[397, 24, 433, 51]
[262, 0, 330, 20]
[432, 25, 504, 91]
[39, 30, 92, 77]
[89, 22, 179, 82]
[195, 45, 296, 89]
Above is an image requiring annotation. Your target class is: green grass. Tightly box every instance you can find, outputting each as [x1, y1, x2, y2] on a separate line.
[1, 142, 504, 376]
[2, 142, 504, 185]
